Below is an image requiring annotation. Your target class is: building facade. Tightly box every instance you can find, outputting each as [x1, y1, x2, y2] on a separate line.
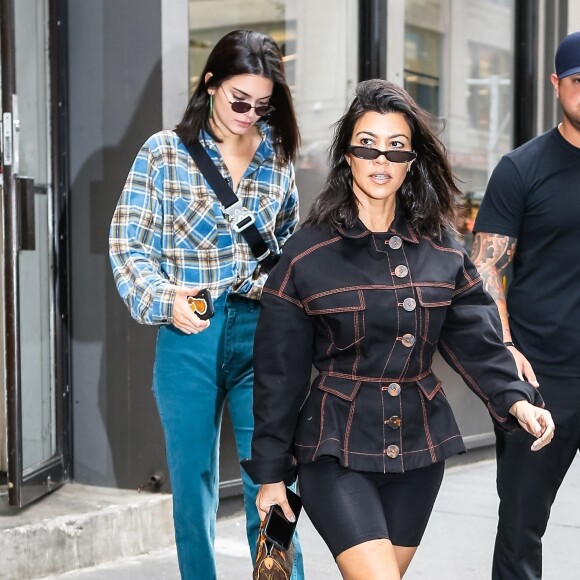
[0, 0, 578, 507]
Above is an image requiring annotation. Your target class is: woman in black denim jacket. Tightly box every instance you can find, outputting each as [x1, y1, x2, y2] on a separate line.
[241, 80, 554, 579]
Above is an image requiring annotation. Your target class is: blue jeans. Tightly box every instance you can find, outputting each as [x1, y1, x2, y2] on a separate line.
[153, 293, 304, 580]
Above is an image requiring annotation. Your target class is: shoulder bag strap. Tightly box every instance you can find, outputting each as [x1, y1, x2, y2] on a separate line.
[185, 139, 279, 273]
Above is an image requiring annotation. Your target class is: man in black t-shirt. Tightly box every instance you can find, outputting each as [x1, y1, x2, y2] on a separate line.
[472, 31, 580, 579]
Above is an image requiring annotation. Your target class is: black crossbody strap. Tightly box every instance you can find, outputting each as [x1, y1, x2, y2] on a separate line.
[185, 140, 279, 272]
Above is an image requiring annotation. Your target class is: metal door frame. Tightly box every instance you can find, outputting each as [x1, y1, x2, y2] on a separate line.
[1, 0, 71, 508]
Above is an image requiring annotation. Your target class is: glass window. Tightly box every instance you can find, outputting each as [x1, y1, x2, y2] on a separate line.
[404, 0, 516, 251]
[467, 42, 512, 132]
[405, 25, 442, 115]
[188, 0, 358, 216]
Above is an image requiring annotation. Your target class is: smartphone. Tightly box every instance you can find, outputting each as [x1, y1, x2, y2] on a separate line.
[186, 289, 215, 320]
[264, 488, 302, 551]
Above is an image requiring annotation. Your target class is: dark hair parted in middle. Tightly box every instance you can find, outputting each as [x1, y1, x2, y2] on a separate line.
[304, 79, 461, 238]
[175, 29, 300, 163]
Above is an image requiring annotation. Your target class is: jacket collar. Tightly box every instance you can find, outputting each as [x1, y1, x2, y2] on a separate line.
[337, 204, 420, 244]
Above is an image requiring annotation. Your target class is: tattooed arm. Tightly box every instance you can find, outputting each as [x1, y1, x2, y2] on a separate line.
[470, 232, 539, 386]
[470, 233, 515, 340]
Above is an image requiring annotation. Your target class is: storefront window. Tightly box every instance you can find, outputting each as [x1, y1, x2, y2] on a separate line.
[188, 0, 358, 215]
[405, 25, 441, 115]
[404, 0, 516, 250]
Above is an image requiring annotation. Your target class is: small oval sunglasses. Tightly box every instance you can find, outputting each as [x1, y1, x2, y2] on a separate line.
[347, 146, 417, 163]
[220, 85, 275, 117]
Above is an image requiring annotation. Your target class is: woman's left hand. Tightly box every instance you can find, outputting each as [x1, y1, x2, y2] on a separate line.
[509, 400, 555, 451]
[256, 482, 297, 523]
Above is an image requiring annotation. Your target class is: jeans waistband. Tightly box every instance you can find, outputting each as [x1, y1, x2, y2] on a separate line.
[226, 292, 259, 311]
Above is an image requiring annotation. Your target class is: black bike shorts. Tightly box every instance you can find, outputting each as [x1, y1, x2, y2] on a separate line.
[298, 455, 444, 558]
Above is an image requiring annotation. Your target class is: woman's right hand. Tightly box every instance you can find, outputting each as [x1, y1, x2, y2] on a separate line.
[509, 400, 555, 451]
[171, 287, 211, 334]
[256, 482, 297, 523]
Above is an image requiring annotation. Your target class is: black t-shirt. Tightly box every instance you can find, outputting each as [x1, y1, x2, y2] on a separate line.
[474, 128, 580, 376]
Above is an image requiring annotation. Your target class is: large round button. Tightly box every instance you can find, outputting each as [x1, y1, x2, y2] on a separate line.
[394, 265, 409, 278]
[387, 382, 401, 396]
[401, 333, 416, 347]
[388, 236, 402, 250]
[386, 445, 399, 458]
[384, 416, 402, 429]
[402, 297, 416, 311]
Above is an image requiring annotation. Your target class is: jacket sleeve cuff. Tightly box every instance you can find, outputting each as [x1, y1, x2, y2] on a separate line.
[240, 454, 297, 485]
[491, 380, 544, 432]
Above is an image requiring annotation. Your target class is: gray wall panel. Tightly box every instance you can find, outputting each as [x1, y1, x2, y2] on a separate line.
[68, 0, 167, 488]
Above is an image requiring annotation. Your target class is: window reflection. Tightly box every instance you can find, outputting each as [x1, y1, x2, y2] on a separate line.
[404, 0, 515, 249]
[189, 23, 295, 91]
[187, 0, 516, 240]
[405, 26, 441, 115]
[467, 42, 512, 132]
[188, 0, 357, 216]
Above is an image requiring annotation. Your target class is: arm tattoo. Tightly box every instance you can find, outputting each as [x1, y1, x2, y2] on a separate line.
[470, 232, 517, 340]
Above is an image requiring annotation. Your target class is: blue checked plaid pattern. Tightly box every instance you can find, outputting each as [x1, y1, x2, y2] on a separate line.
[109, 126, 299, 324]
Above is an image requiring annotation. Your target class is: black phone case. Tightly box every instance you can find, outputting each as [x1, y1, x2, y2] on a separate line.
[264, 488, 302, 551]
[187, 289, 215, 320]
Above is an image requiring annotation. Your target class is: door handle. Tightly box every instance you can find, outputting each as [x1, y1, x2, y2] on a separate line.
[2, 111, 13, 166]
[15, 176, 35, 251]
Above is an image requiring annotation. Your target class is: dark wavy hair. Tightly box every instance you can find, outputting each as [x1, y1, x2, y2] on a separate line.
[175, 30, 300, 163]
[304, 79, 461, 238]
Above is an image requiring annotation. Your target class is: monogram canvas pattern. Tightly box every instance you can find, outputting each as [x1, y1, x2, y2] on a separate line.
[253, 525, 295, 580]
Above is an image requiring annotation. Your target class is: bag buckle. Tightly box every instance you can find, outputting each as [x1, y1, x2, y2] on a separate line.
[256, 248, 271, 262]
[223, 201, 256, 233]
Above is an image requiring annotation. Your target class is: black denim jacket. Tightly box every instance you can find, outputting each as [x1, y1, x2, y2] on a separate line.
[241, 211, 543, 484]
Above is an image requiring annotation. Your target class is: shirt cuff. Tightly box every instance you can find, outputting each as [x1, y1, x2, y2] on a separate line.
[151, 283, 176, 324]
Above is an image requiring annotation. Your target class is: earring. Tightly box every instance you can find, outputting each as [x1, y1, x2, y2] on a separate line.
[407, 162, 411, 173]
[209, 93, 214, 119]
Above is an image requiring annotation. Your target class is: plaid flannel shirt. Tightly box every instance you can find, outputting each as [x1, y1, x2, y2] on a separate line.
[109, 126, 299, 324]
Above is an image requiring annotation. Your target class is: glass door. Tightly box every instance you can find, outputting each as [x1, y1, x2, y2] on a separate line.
[1, 0, 70, 508]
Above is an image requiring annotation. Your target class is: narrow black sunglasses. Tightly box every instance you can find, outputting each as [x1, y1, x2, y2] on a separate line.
[347, 146, 417, 163]
[220, 85, 275, 117]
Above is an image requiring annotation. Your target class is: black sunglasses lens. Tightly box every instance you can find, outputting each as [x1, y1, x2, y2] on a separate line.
[386, 151, 416, 163]
[231, 101, 252, 114]
[350, 147, 379, 160]
[230, 102, 273, 116]
[349, 147, 416, 163]
[255, 106, 274, 116]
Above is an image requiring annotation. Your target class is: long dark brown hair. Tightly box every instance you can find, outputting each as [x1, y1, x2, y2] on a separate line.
[175, 30, 300, 163]
[304, 79, 460, 238]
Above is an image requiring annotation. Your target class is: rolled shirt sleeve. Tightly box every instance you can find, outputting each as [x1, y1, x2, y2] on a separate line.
[273, 163, 299, 246]
[109, 140, 176, 325]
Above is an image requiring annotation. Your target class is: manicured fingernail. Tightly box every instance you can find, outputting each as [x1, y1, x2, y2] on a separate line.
[531, 442, 540, 451]
[289, 515, 296, 523]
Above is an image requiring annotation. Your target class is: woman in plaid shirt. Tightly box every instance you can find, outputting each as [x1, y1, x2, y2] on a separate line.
[109, 30, 303, 580]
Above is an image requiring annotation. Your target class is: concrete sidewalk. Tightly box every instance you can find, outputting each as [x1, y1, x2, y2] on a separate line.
[38, 456, 580, 579]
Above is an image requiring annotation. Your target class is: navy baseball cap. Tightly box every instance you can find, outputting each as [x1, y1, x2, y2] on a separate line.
[555, 31, 580, 79]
